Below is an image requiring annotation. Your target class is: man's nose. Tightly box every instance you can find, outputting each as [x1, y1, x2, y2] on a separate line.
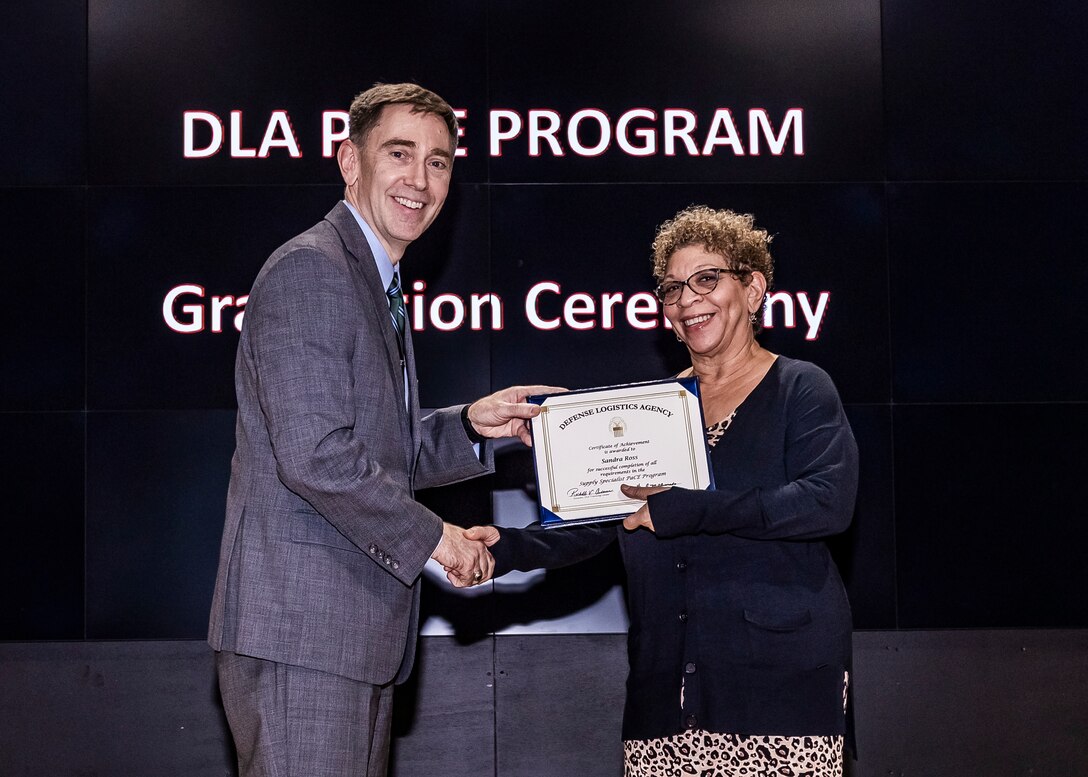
[403, 158, 428, 189]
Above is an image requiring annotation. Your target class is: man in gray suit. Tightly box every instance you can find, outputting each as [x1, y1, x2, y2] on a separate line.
[208, 83, 552, 776]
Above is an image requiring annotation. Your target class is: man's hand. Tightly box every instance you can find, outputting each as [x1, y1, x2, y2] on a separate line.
[432, 522, 494, 587]
[619, 484, 671, 533]
[466, 385, 566, 447]
[462, 525, 501, 546]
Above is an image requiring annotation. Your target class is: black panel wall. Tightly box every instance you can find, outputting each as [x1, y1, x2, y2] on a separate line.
[3, 633, 1086, 776]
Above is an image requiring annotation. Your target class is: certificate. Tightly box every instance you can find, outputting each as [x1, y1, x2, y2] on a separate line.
[528, 378, 714, 528]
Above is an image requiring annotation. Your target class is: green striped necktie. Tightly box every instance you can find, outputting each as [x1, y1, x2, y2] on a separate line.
[386, 274, 406, 339]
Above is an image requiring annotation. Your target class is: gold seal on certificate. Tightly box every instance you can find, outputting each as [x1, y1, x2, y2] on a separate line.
[528, 378, 714, 528]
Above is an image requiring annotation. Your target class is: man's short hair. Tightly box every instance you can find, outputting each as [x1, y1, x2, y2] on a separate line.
[348, 83, 458, 152]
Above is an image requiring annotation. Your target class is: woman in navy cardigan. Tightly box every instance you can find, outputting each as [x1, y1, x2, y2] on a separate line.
[467, 205, 859, 777]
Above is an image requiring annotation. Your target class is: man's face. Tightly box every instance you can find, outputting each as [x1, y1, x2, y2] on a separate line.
[340, 103, 454, 262]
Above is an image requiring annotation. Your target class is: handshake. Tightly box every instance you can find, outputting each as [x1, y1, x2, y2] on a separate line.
[431, 523, 502, 587]
[425, 384, 565, 587]
[427, 384, 568, 587]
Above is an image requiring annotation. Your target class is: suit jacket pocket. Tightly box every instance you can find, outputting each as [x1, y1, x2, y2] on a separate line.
[289, 509, 363, 554]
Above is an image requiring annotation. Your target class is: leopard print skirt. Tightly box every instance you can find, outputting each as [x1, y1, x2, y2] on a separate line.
[623, 731, 843, 777]
[625, 672, 849, 776]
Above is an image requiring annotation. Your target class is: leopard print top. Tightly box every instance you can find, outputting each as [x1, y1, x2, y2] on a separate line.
[705, 411, 736, 449]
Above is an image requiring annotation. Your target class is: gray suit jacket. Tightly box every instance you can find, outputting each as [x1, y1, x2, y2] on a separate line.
[208, 202, 493, 684]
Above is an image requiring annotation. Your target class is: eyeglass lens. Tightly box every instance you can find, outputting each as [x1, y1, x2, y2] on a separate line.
[657, 268, 728, 304]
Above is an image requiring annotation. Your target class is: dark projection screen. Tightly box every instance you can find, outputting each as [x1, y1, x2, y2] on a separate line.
[2, 0, 1086, 644]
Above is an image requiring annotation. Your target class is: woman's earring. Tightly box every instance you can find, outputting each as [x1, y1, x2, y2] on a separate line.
[676, 333, 684, 342]
[749, 312, 757, 325]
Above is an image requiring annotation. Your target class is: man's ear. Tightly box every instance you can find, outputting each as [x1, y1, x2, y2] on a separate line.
[337, 140, 359, 187]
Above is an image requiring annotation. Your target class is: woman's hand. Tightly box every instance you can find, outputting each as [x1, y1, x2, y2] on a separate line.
[620, 484, 671, 533]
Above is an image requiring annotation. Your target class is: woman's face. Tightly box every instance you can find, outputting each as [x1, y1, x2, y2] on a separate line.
[662, 245, 759, 359]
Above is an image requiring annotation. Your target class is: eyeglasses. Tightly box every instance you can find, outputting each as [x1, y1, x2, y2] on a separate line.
[654, 267, 746, 305]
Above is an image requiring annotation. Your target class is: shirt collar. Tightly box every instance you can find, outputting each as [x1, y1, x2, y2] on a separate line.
[343, 200, 397, 290]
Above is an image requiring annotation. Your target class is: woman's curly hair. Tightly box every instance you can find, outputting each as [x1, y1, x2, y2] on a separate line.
[651, 205, 774, 291]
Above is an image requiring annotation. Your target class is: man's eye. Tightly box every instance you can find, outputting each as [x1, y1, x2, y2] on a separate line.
[390, 150, 406, 159]
[429, 159, 448, 170]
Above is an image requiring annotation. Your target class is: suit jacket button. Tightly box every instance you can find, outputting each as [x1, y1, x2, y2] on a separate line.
[369, 544, 378, 554]
[384, 557, 393, 565]
[676, 561, 687, 572]
[684, 662, 697, 674]
[685, 714, 698, 729]
[392, 561, 400, 570]
[678, 611, 688, 623]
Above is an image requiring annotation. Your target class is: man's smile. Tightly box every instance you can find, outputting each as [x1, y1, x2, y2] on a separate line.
[393, 196, 424, 210]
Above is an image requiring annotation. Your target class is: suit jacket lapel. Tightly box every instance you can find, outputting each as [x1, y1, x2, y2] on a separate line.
[324, 203, 413, 455]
